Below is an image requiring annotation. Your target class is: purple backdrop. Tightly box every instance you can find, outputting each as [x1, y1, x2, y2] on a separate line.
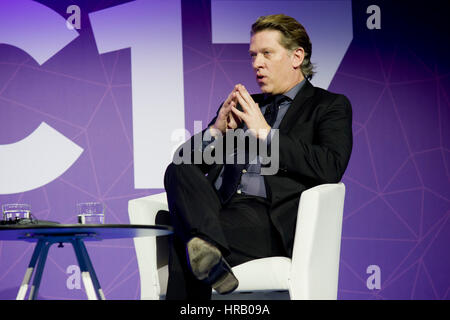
[0, 0, 449, 300]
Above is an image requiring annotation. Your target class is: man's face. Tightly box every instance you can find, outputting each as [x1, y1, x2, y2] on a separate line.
[249, 30, 301, 95]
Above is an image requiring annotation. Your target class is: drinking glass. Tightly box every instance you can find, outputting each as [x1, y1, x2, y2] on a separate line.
[77, 202, 104, 224]
[2, 203, 32, 221]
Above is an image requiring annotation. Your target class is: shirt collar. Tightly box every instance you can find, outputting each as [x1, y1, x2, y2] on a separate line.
[263, 79, 306, 103]
[283, 79, 306, 100]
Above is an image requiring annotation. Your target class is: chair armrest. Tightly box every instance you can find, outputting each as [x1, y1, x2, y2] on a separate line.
[289, 183, 345, 299]
[128, 192, 168, 225]
[128, 192, 168, 299]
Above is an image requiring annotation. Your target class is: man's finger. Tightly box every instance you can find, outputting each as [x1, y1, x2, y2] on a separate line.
[231, 105, 246, 121]
[235, 91, 250, 112]
[224, 93, 233, 107]
[223, 90, 237, 108]
[227, 100, 237, 112]
[237, 85, 255, 108]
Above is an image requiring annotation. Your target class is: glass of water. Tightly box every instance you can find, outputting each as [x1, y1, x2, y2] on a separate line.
[77, 202, 104, 224]
[2, 204, 32, 222]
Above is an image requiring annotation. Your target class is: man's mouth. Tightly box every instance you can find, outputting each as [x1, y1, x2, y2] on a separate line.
[257, 75, 266, 83]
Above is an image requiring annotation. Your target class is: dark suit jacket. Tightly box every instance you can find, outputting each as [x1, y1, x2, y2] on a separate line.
[189, 80, 353, 256]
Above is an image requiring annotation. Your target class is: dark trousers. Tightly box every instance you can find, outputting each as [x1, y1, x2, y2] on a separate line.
[163, 163, 286, 300]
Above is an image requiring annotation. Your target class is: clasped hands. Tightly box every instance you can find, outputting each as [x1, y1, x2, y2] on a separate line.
[211, 84, 271, 140]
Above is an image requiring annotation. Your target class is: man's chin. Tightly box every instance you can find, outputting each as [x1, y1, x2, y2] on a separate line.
[259, 85, 273, 94]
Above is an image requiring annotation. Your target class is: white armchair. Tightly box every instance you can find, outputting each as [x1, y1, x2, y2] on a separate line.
[128, 183, 345, 300]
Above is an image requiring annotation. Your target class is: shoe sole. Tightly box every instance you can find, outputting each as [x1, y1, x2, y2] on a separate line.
[187, 238, 222, 280]
[187, 237, 239, 295]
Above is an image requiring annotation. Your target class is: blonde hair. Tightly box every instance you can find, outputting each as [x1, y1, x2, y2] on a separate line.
[251, 14, 315, 80]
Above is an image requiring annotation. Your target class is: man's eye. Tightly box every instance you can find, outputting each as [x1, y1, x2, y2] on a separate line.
[263, 51, 270, 56]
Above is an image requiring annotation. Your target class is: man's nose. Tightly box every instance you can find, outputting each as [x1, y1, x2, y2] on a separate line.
[252, 53, 264, 70]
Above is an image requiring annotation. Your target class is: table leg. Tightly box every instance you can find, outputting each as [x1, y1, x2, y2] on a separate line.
[78, 240, 106, 300]
[16, 239, 46, 300]
[28, 241, 52, 300]
[71, 239, 99, 300]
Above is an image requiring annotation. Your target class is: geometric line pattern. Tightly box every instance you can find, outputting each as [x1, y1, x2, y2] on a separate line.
[331, 30, 450, 300]
[0, 0, 448, 300]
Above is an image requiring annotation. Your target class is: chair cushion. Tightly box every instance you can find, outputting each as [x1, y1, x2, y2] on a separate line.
[228, 257, 292, 292]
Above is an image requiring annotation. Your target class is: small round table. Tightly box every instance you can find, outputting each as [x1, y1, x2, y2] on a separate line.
[0, 224, 172, 300]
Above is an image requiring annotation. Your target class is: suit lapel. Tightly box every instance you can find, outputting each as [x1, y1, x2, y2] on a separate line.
[279, 80, 315, 134]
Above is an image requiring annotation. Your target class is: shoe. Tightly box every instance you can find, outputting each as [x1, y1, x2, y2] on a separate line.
[207, 256, 240, 294]
[186, 237, 239, 294]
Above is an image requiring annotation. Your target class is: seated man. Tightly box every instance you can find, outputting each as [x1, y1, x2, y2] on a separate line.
[164, 14, 353, 300]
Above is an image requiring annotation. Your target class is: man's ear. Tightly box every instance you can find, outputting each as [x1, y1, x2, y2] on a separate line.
[292, 47, 305, 69]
